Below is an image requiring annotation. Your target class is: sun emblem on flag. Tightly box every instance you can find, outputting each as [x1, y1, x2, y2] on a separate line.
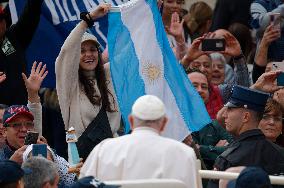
[142, 61, 163, 85]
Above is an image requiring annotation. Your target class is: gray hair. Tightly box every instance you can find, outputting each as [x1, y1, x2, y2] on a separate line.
[22, 157, 58, 188]
[133, 116, 165, 128]
[210, 52, 226, 64]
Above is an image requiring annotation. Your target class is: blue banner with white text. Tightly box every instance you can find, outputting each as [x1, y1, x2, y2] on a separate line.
[10, 0, 126, 87]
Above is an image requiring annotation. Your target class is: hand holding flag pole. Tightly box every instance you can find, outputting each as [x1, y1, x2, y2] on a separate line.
[89, 3, 111, 20]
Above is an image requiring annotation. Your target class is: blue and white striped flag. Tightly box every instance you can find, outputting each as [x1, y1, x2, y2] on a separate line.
[108, 0, 211, 140]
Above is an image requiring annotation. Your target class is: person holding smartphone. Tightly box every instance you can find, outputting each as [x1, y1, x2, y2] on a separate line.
[252, 24, 281, 82]
[181, 29, 250, 119]
[0, 62, 47, 163]
[251, 0, 284, 61]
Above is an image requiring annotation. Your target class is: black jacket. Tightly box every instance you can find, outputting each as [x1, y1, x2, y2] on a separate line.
[0, 0, 43, 105]
[214, 129, 284, 175]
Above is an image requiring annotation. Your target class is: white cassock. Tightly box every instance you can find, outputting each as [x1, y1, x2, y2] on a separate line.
[80, 127, 198, 188]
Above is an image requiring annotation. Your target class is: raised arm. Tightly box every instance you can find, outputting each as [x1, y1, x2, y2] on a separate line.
[165, 12, 187, 60]
[252, 24, 280, 82]
[55, 4, 111, 128]
[214, 29, 250, 102]
[181, 36, 206, 69]
[250, 2, 284, 33]
[55, 21, 88, 129]
[9, 0, 44, 49]
[22, 61, 48, 135]
[251, 70, 283, 93]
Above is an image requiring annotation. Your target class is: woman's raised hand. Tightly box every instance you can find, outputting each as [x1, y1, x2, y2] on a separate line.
[90, 3, 111, 21]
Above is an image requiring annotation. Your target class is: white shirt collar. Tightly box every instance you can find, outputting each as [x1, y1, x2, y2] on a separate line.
[132, 126, 160, 136]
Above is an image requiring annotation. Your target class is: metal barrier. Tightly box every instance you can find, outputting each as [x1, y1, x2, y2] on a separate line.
[198, 170, 284, 186]
[195, 160, 284, 187]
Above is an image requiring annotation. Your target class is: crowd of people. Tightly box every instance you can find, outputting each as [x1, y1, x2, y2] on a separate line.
[1, 0, 284, 187]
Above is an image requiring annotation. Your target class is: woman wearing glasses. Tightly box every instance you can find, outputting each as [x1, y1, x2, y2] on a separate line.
[259, 98, 283, 147]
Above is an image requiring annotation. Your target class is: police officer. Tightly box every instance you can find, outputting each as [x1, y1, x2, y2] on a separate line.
[208, 85, 284, 188]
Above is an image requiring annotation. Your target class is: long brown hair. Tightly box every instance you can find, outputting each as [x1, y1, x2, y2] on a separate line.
[79, 45, 115, 112]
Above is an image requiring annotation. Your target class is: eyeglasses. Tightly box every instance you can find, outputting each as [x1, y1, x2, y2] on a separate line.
[6, 121, 34, 130]
[262, 114, 283, 122]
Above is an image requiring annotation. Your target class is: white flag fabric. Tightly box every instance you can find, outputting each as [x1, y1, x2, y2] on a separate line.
[108, 0, 211, 141]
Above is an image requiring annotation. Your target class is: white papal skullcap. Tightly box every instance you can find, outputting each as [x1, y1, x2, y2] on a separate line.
[132, 95, 166, 120]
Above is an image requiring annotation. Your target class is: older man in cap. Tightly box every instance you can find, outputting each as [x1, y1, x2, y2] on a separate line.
[207, 85, 284, 188]
[0, 61, 47, 163]
[80, 95, 198, 188]
[0, 105, 35, 163]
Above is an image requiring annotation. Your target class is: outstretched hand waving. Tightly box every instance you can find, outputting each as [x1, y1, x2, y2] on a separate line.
[22, 61, 48, 103]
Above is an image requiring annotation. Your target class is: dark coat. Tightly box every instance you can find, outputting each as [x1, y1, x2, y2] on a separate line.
[214, 129, 284, 175]
[0, 0, 43, 105]
[0, 141, 15, 161]
[192, 120, 234, 169]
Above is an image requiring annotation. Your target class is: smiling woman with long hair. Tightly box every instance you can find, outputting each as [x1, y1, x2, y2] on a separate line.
[55, 4, 121, 160]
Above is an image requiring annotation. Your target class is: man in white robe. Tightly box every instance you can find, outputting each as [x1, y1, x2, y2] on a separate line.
[80, 95, 198, 188]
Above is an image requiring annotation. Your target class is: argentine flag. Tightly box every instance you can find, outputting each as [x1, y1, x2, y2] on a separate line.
[108, 0, 211, 141]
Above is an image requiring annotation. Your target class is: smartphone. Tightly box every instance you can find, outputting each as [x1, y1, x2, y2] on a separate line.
[24, 131, 39, 145]
[277, 72, 284, 86]
[32, 144, 47, 158]
[270, 13, 281, 30]
[202, 39, 226, 51]
[272, 62, 284, 71]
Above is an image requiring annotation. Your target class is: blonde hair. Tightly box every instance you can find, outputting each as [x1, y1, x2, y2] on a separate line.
[43, 89, 60, 110]
[184, 2, 212, 35]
